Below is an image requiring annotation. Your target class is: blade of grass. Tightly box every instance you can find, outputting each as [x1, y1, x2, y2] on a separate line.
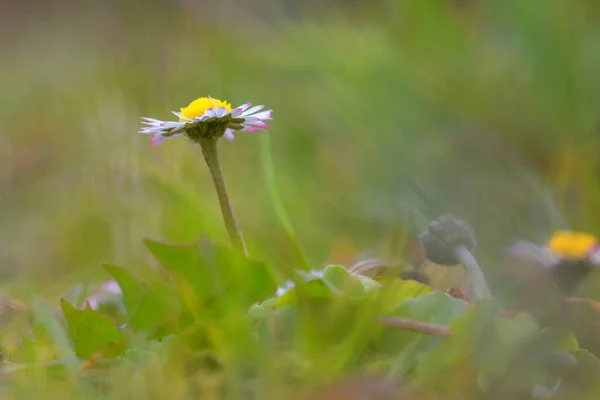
[259, 134, 309, 271]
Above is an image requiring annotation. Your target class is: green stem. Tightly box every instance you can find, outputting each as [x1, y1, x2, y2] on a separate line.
[454, 245, 492, 301]
[199, 138, 247, 256]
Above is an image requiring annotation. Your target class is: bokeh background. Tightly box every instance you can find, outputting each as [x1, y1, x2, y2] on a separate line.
[2, 0, 600, 301]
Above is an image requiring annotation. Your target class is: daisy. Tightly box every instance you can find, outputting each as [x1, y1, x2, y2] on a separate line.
[140, 96, 273, 146]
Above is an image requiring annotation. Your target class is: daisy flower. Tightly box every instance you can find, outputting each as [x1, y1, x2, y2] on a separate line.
[140, 96, 273, 146]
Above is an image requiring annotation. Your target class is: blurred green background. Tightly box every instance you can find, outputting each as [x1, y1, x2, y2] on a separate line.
[2, 0, 600, 299]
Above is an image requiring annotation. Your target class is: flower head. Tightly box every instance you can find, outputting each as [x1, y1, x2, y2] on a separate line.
[140, 96, 273, 146]
[547, 231, 598, 260]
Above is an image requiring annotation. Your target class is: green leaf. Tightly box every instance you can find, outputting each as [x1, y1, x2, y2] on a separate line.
[103, 264, 181, 333]
[566, 350, 600, 390]
[275, 279, 332, 307]
[493, 312, 539, 348]
[103, 265, 142, 316]
[475, 313, 542, 387]
[356, 274, 381, 293]
[144, 240, 210, 296]
[379, 292, 466, 356]
[143, 239, 277, 315]
[322, 265, 367, 297]
[61, 299, 125, 359]
[128, 285, 181, 333]
[415, 300, 497, 383]
[248, 298, 279, 321]
[538, 327, 579, 352]
[377, 277, 431, 313]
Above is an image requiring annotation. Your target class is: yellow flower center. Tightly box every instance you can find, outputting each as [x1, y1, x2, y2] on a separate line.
[178, 97, 232, 121]
[547, 231, 597, 259]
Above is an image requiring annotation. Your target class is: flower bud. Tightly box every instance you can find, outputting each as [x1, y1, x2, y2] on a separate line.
[419, 215, 476, 266]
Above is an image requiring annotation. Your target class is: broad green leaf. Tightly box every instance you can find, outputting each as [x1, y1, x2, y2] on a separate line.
[143, 239, 277, 312]
[566, 350, 600, 390]
[143, 240, 212, 299]
[103, 265, 143, 316]
[356, 274, 381, 293]
[477, 313, 541, 387]
[103, 264, 181, 333]
[61, 299, 125, 359]
[248, 298, 279, 321]
[377, 277, 431, 312]
[275, 280, 332, 307]
[379, 292, 466, 356]
[415, 301, 497, 383]
[538, 327, 579, 352]
[322, 265, 366, 297]
[494, 312, 539, 348]
[127, 286, 180, 333]
[391, 292, 467, 323]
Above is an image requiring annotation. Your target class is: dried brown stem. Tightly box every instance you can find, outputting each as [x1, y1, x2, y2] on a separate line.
[380, 316, 451, 337]
[348, 258, 395, 275]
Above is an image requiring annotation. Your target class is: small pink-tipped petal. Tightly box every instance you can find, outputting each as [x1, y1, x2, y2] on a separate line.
[192, 115, 208, 122]
[252, 110, 273, 120]
[241, 113, 272, 124]
[243, 127, 259, 133]
[150, 136, 163, 146]
[223, 129, 235, 141]
[241, 105, 265, 116]
[229, 108, 243, 118]
[204, 108, 216, 118]
[150, 133, 181, 146]
[243, 121, 268, 130]
[215, 107, 227, 118]
[235, 103, 252, 112]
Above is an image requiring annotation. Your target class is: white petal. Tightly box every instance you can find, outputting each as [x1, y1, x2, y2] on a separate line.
[242, 121, 268, 130]
[241, 105, 265, 116]
[204, 108, 216, 118]
[241, 115, 271, 124]
[169, 123, 187, 134]
[215, 107, 227, 118]
[229, 108, 243, 118]
[141, 117, 162, 123]
[150, 133, 182, 146]
[241, 116, 259, 123]
[223, 129, 235, 141]
[172, 111, 191, 120]
[251, 110, 273, 120]
[161, 121, 184, 128]
[235, 103, 252, 112]
[192, 115, 209, 122]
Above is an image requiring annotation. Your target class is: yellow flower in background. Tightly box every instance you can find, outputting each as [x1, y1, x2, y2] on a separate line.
[547, 231, 598, 259]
